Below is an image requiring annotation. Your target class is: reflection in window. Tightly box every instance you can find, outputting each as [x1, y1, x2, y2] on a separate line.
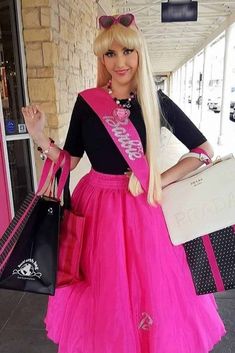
[0, 1, 26, 135]
[7, 139, 33, 211]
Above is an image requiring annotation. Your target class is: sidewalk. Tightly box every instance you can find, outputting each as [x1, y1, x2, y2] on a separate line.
[0, 289, 234, 353]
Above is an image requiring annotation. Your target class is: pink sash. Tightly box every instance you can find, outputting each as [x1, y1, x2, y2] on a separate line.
[80, 88, 150, 192]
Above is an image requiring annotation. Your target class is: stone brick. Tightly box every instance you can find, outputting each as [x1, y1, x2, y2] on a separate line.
[59, 3, 70, 21]
[24, 28, 52, 42]
[22, 0, 50, 7]
[58, 113, 69, 126]
[52, 29, 60, 44]
[70, 10, 76, 25]
[40, 7, 51, 27]
[42, 42, 58, 66]
[50, 127, 65, 147]
[47, 113, 59, 128]
[60, 18, 69, 41]
[68, 23, 75, 42]
[36, 67, 54, 77]
[58, 93, 68, 114]
[44, 127, 50, 136]
[22, 8, 40, 28]
[58, 125, 69, 141]
[51, 11, 60, 31]
[60, 80, 68, 92]
[60, 42, 68, 60]
[27, 68, 37, 78]
[39, 102, 57, 114]
[55, 68, 66, 82]
[28, 78, 56, 101]
[25, 43, 43, 67]
[68, 75, 79, 94]
[50, 1, 59, 13]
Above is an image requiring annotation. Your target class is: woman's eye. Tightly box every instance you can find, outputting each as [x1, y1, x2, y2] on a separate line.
[104, 51, 115, 57]
[124, 49, 134, 55]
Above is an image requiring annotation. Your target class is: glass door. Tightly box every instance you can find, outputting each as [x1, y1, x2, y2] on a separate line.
[0, 0, 34, 215]
[0, 120, 11, 234]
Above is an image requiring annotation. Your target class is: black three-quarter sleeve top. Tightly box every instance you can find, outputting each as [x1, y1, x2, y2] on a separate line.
[63, 89, 207, 175]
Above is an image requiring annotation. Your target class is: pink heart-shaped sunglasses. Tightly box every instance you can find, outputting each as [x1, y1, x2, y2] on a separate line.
[99, 14, 137, 29]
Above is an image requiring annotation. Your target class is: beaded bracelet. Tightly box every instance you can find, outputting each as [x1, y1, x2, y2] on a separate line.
[37, 137, 55, 160]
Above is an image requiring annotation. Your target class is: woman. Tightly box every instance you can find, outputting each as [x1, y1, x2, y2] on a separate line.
[22, 13, 225, 353]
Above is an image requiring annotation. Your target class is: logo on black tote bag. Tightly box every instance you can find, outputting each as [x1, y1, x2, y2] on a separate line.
[12, 258, 42, 280]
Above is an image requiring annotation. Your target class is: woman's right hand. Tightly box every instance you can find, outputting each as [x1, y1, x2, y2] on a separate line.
[21, 104, 46, 141]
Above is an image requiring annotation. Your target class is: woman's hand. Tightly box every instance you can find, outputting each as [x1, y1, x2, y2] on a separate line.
[21, 104, 46, 141]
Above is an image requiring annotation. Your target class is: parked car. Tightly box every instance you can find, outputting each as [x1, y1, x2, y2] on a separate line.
[207, 97, 221, 112]
[230, 87, 235, 122]
[207, 98, 217, 110]
[212, 99, 221, 113]
[207, 99, 213, 109]
[208, 87, 235, 117]
[230, 101, 235, 121]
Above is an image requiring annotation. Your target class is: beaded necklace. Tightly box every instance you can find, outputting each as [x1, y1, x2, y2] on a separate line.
[106, 80, 136, 109]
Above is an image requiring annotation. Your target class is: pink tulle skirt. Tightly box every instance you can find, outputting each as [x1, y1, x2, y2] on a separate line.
[44, 169, 226, 353]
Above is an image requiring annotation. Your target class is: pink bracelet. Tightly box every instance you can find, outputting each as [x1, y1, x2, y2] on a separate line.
[190, 148, 210, 159]
[179, 148, 212, 165]
[190, 148, 211, 165]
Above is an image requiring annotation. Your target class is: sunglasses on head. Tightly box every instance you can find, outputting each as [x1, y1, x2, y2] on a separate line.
[99, 14, 136, 29]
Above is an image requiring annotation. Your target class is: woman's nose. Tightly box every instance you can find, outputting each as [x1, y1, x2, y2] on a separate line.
[115, 54, 126, 67]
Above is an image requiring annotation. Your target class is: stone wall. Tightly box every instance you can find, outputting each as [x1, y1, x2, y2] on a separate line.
[21, 0, 99, 176]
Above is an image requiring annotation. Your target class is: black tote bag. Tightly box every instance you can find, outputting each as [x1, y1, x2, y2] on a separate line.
[0, 151, 69, 295]
[0, 193, 60, 295]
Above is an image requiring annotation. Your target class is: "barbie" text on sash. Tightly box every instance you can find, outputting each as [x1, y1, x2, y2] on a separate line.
[103, 115, 144, 161]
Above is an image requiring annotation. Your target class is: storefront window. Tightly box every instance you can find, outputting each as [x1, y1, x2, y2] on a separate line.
[0, 0, 33, 212]
[0, 0, 26, 136]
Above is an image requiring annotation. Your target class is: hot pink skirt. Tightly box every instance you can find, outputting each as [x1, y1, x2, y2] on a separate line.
[44, 169, 226, 353]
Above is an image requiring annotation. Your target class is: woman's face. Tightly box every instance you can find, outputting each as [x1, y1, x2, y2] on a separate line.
[102, 40, 139, 86]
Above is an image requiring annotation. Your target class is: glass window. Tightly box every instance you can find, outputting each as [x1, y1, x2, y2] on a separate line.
[7, 139, 33, 211]
[0, 0, 26, 136]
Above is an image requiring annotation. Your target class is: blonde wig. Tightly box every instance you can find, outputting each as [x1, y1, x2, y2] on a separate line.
[93, 22, 162, 205]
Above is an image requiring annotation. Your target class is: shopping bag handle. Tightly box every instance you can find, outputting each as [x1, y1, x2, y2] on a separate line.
[45, 152, 69, 198]
[37, 152, 64, 194]
[56, 168, 71, 209]
[0, 150, 69, 272]
[56, 150, 70, 199]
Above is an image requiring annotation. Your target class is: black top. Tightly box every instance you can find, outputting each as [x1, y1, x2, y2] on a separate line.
[64, 89, 207, 174]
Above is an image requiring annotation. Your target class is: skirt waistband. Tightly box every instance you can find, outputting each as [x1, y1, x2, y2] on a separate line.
[86, 169, 130, 189]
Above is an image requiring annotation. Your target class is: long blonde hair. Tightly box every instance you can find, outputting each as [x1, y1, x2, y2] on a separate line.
[93, 22, 162, 205]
